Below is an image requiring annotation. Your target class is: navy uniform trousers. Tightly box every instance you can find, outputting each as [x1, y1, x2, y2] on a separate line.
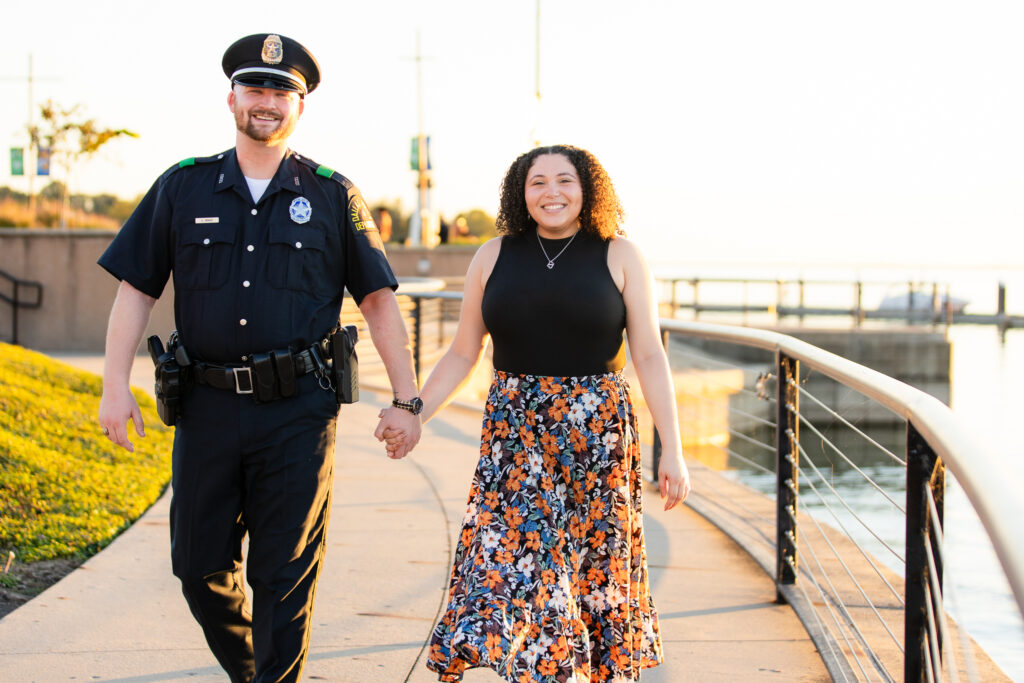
[170, 372, 340, 683]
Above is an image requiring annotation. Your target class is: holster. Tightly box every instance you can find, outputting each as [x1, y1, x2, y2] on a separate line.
[330, 325, 359, 404]
[148, 332, 191, 427]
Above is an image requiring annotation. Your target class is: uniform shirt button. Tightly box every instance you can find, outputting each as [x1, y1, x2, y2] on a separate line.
[247, 244, 254, 252]
[239, 318, 247, 326]
[295, 241, 302, 249]
[202, 238, 210, 245]
[241, 355, 248, 361]
[251, 208, 258, 216]
[243, 280, 251, 287]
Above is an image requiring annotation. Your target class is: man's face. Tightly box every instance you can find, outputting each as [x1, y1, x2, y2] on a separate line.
[228, 85, 304, 144]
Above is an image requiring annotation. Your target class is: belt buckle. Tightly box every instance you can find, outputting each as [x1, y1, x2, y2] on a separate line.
[233, 367, 254, 394]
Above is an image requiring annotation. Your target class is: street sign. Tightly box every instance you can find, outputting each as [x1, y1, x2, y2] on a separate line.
[10, 148, 24, 176]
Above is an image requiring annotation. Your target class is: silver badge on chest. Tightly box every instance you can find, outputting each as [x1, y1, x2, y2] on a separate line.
[289, 197, 312, 224]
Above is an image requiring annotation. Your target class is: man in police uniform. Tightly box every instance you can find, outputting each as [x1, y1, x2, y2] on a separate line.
[97, 33, 423, 682]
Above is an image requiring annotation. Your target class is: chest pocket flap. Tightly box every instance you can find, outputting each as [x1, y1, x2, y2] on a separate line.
[176, 222, 237, 290]
[267, 223, 333, 294]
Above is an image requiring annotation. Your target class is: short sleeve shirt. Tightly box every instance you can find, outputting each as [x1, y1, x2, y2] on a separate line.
[98, 148, 397, 362]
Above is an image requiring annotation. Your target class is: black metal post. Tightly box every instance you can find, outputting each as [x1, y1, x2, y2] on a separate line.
[798, 280, 805, 323]
[12, 280, 19, 345]
[776, 352, 799, 602]
[651, 329, 670, 480]
[905, 422, 945, 682]
[412, 297, 422, 384]
[855, 281, 864, 326]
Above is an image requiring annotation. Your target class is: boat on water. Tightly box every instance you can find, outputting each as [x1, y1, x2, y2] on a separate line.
[877, 290, 968, 313]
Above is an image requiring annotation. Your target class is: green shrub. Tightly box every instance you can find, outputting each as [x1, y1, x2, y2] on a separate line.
[0, 343, 173, 562]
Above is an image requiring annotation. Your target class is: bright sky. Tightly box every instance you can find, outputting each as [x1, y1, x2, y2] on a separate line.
[2, 0, 1022, 269]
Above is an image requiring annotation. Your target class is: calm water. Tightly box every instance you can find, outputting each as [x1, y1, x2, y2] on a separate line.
[653, 264, 1024, 680]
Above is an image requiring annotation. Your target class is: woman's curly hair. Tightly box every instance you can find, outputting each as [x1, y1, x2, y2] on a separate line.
[495, 144, 625, 239]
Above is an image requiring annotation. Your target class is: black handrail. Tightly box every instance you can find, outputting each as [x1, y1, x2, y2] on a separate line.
[0, 269, 43, 345]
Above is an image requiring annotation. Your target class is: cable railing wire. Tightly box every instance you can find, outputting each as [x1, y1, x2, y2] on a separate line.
[925, 486, 981, 683]
[784, 483, 895, 682]
[790, 392, 906, 514]
[794, 380, 906, 467]
[788, 485, 905, 651]
[790, 440, 905, 569]
[783, 551, 867, 682]
[725, 427, 777, 454]
[790, 450, 907, 606]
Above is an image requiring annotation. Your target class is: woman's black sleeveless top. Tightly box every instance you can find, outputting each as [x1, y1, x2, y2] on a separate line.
[481, 229, 626, 376]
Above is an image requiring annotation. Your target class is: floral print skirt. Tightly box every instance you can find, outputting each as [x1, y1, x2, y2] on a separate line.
[427, 370, 663, 682]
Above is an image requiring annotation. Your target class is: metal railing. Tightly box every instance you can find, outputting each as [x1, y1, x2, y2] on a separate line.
[659, 276, 1023, 333]
[651, 319, 1024, 682]
[389, 290, 1023, 681]
[0, 269, 43, 346]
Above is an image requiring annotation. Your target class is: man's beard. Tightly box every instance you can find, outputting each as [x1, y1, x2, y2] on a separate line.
[235, 107, 296, 143]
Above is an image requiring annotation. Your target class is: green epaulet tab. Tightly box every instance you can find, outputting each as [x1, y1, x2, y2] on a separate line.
[178, 157, 196, 168]
[315, 164, 335, 178]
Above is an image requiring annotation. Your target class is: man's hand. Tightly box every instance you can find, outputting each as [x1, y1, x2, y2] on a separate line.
[374, 406, 421, 459]
[98, 385, 145, 452]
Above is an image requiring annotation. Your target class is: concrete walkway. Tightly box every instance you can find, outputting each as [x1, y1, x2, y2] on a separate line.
[0, 354, 828, 682]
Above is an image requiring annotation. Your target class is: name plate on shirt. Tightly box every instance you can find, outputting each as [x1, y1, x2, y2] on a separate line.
[195, 217, 219, 224]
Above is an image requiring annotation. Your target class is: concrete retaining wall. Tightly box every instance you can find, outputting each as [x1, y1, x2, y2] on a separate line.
[0, 230, 477, 352]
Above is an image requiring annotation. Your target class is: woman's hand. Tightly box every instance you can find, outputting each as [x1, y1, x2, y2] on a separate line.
[374, 407, 420, 459]
[658, 452, 691, 511]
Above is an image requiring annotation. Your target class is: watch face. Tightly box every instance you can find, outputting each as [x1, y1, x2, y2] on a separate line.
[394, 397, 423, 415]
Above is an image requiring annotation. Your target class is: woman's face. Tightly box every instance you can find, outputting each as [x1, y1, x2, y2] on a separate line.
[524, 154, 583, 236]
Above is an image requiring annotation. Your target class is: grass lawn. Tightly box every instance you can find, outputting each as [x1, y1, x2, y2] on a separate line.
[0, 342, 173, 613]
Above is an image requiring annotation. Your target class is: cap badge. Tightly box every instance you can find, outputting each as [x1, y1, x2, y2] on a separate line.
[289, 196, 312, 224]
[262, 35, 284, 65]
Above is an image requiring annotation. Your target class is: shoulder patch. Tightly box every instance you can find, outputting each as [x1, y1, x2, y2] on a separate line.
[295, 154, 353, 188]
[172, 152, 224, 172]
[348, 194, 378, 232]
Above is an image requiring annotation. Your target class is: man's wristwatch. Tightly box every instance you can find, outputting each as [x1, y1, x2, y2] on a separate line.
[392, 396, 424, 415]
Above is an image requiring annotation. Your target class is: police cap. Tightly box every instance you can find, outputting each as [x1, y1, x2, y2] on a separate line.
[222, 33, 321, 96]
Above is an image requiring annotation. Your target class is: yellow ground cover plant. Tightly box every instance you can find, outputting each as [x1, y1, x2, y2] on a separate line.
[0, 342, 173, 564]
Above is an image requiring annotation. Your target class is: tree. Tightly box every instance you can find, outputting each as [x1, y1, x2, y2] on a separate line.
[28, 100, 138, 227]
[460, 209, 497, 239]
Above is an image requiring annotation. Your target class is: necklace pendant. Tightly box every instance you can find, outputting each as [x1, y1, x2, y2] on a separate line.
[546, 261, 555, 270]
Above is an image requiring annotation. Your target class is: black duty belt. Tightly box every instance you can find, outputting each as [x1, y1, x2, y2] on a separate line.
[192, 347, 321, 396]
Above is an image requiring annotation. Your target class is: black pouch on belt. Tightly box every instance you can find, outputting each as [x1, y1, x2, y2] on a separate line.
[251, 353, 278, 403]
[148, 333, 187, 426]
[330, 325, 359, 404]
[272, 349, 297, 398]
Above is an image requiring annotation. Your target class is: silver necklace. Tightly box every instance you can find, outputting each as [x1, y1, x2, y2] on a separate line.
[536, 230, 579, 269]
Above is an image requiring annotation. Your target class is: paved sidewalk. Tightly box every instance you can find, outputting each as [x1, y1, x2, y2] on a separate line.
[0, 354, 828, 682]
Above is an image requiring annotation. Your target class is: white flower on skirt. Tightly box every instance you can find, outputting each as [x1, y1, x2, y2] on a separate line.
[584, 590, 608, 612]
[516, 553, 536, 576]
[605, 585, 627, 608]
[481, 529, 501, 549]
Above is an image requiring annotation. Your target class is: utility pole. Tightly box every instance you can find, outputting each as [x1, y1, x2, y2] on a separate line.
[406, 31, 435, 247]
[27, 55, 37, 225]
[1, 54, 58, 226]
[532, 0, 541, 148]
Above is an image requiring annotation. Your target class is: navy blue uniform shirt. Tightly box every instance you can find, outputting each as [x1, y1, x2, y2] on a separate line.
[99, 148, 397, 363]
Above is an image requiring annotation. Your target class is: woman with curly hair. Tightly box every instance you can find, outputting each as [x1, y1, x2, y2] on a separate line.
[377, 144, 690, 682]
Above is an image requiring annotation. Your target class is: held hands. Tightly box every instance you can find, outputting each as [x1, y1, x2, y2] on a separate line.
[658, 451, 692, 511]
[374, 406, 422, 459]
[98, 385, 145, 453]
